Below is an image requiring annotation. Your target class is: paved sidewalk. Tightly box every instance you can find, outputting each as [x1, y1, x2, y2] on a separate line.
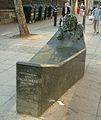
[0, 16, 101, 120]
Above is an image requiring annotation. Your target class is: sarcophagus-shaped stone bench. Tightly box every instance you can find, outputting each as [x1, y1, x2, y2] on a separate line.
[16, 14, 86, 117]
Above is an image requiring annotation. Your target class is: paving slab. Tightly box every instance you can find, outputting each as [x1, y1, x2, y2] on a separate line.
[97, 117, 101, 120]
[61, 111, 96, 120]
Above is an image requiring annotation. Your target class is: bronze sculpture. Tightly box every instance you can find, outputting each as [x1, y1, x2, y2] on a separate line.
[57, 14, 83, 40]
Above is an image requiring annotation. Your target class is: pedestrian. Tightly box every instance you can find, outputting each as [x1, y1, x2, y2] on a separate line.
[77, 5, 80, 14]
[38, 6, 43, 21]
[92, 5, 101, 34]
[62, 1, 71, 17]
[47, 5, 52, 19]
[44, 6, 48, 20]
[80, 2, 85, 15]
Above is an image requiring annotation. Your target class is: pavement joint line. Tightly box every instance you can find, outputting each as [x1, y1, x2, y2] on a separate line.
[0, 59, 8, 63]
[0, 64, 15, 74]
[95, 95, 101, 120]
[68, 106, 96, 116]
[0, 94, 15, 96]
[0, 85, 15, 87]
[0, 32, 13, 36]
[0, 94, 15, 108]
[0, 64, 15, 70]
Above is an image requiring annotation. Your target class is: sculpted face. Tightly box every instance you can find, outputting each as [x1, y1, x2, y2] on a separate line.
[57, 14, 83, 40]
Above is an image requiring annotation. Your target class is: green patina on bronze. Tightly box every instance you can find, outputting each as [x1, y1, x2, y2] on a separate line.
[57, 14, 83, 40]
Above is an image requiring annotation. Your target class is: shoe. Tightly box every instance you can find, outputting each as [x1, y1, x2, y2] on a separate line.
[96, 32, 99, 34]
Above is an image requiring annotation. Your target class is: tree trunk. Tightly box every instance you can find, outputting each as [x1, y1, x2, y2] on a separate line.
[85, 0, 89, 16]
[14, 0, 30, 37]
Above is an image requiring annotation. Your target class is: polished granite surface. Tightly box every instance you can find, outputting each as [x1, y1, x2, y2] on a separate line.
[30, 32, 85, 64]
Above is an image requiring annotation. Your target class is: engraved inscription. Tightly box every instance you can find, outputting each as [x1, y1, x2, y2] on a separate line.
[17, 65, 42, 102]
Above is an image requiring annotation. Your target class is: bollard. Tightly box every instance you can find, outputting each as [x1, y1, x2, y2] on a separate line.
[54, 10, 57, 26]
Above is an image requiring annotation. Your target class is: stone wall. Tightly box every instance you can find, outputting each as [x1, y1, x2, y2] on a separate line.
[0, 0, 63, 24]
[0, 10, 16, 24]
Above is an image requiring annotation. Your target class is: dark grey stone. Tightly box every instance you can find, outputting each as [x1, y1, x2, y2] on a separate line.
[16, 15, 86, 117]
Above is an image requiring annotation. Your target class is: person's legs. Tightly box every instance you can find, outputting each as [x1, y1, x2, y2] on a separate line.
[96, 20, 99, 33]
[94, 20, 97, 33]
